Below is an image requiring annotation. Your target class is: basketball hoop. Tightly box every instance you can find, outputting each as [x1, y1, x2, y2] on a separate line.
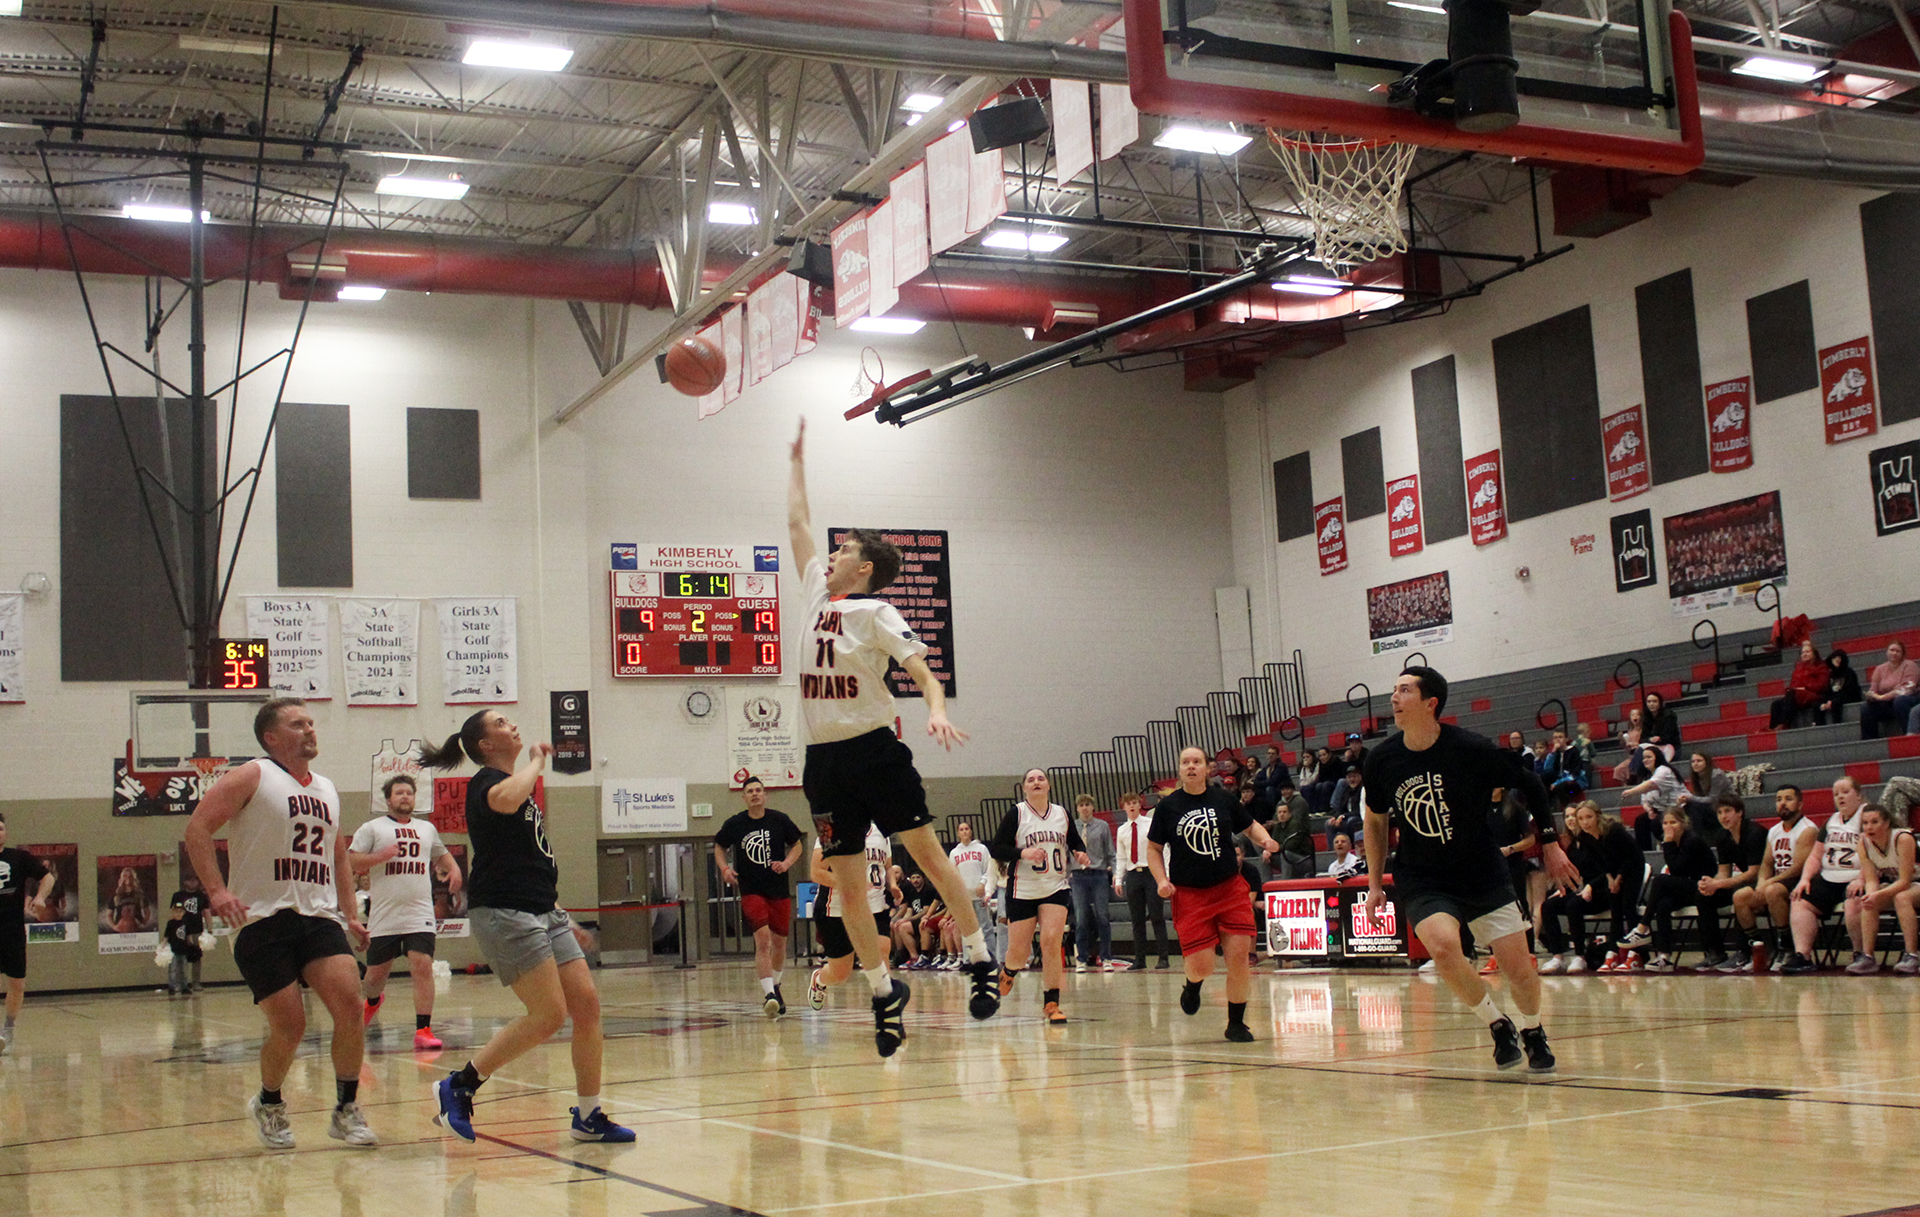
[1268, 130, 1419, 272]
[188, 756, 229, 781]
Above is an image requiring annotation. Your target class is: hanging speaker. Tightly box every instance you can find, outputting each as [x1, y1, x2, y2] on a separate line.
[969, 97, 1049, 153]
[785, 238, 834, 286]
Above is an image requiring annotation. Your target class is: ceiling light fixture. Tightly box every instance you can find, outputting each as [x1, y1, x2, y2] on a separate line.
[376, 174, 470, 200]
[901, 92, 946, 113]
[122, 205, 210, 223]
[1386, 0, 1449, 12]
[849, 317, 927, 334]
[1152, 124, 1253, 155]
[980, 228, 1069, 252]
[1731, 54, 1827, 82]
[1273, 260, 1350, 296]
[338, 285, 388, 301]
[707, 201, 757, 225]
[462, 39, 574, 71]
[178, 34, 273, 54]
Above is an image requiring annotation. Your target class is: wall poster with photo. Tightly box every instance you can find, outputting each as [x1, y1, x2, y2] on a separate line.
[433, 843, 470, 937]
[24, 843, 80, 944]
[1366, 571, 1453, 655]
[96, 853, 159, 953]
[1662, 490, 1787, 616]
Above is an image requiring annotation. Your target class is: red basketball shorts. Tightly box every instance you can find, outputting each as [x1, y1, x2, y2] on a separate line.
[742, 895, 793, 935]
[1172, 875, 1255, 956]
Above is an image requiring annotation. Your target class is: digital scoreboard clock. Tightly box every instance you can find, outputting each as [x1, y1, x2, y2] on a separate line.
[192, 638, 270, 690]
[609, 542, 781, 677]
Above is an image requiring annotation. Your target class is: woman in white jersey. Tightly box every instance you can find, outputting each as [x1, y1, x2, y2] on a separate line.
[987, 770, 1089, 1025]
[807, 825, 896, 1009]
[1783, 775, 1867, 974]
[1847, 803, 1914, 974]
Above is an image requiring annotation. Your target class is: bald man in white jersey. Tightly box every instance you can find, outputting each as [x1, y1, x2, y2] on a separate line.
[186, 698, 376, 1150]
[789, 419, 1001, 1057]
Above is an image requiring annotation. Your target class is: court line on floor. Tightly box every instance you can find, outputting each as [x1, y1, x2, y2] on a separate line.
[477, 1131, 769, 1216]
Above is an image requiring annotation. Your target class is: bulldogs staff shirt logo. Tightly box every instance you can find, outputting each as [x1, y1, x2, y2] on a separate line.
[1177, 808, 1222, 859]
[1394, 773, 1452, 842]
[743, 829, 773, 867]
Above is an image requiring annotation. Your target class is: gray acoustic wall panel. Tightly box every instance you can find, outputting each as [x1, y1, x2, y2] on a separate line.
[1492, 306, 1607, 523]
[59, 394, 207, 681]
[1861, 193, 1920, 426]
[1272, 451, 1315, 542]
[1744, 280, 1818, 405]
[407, 407, 482, 499]
[1341, 427, 1385, 520]
[1410, 355, 1468, 543]
[276, 402, 354, 587]
[1635, 268, 1710, 485]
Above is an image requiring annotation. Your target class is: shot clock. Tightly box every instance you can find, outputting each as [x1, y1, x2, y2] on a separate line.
[192, 638, 270, 690]
[610, 542, 782, 677]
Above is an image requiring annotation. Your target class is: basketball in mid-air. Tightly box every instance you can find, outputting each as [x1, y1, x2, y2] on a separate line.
[664, 334, 727, 397]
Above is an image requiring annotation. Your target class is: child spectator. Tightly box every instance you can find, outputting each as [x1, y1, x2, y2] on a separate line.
[164, 897, 203, 998]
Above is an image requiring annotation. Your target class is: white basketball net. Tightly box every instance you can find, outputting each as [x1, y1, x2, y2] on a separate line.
[1269, 130, 1419, 272]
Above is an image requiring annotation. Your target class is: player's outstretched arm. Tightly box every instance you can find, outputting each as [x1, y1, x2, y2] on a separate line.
[901, 654, 967, 749]
[787, 418, 818, 573]
[486, 742, 552, 814]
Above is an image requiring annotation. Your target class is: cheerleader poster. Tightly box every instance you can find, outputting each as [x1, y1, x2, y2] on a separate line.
[97, 854, 159, 954]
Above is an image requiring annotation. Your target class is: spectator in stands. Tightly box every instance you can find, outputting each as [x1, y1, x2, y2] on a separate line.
[1859, 641, 1920, 740]
[1698, 793, 1767, 971]
[1619, 744, 1688, 851]
[1210, 750, 1241, 788]
[1237, 780, 1272, 825]
[1325, 832, 1365, 880]
[1573, 723, 1596, 770]
[1782, 775, 1867, 974]
[1539, 802, 1608, 973]
[1504, 731, 1533, 762]
[1617, 807, 1719, 973]
[1681, 751, 1734, 838]
[1267, 785, 1314, 879]
[1735, 785, 1818, 972]
[1253, 751, 1292, 806]
[1538, 728, 1587, 807]
[1294, 749, 1322, 808]
[1612, 708, 1647, 785]
[1641, 691, 1681, 758]
[1813, 649, 1861, 726]
[1593, 803, 1647, 971]
[1329, 767, 1366, 818]
[1848, 803, 1913, 974]
[1068, 795, 1114, 972]
[1323, 802, 1363, 853]
[893, 871, 933, 967]
[1306, 746, 1345, 812]
[1342, 739, 1370, 775]
[1769, 640, 1829, 730]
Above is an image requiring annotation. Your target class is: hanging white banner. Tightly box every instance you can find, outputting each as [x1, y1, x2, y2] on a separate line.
[890, 162, 930, 288]
[926, 129, 973, 253]
[244, 595, 331, 699]
[0, 592, 23, 703]
[1052, 80, 1093, 185]
[340, 598, 419, 706]
[867, 200, 898, 320]
[438, 597, 517, 704]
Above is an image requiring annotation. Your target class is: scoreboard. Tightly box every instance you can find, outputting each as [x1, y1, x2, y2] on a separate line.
[609, 542, 782, 677]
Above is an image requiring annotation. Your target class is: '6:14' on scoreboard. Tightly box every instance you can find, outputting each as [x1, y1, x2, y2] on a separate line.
[609, 569, 780, 676]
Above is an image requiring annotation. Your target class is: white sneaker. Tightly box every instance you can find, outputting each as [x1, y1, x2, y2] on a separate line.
[328, 1102, 379, 1147]
[1566, 956, 1590, 974]
[247, 1094, 295, 1150]
[0, 1025, 10, 1053]
[808, 968, 828, 1011]
[1537, 954, 1567, 975]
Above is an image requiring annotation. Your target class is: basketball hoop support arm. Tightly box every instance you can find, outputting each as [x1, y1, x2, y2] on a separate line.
[873, 243, 1300, 426]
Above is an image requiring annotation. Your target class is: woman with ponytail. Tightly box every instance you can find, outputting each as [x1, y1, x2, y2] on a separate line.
[425, 709, 633, 1146]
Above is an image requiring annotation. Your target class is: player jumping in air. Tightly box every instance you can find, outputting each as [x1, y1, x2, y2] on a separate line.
[1362, 667, 1578, 1072]
[788, 418, 1001, 1057]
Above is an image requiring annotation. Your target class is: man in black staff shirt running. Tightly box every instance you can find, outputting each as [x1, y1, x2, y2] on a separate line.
[1148, 748, 1282, 1043]
[1362, 667, 1579, 1073]
[712, 776, 805, 1016]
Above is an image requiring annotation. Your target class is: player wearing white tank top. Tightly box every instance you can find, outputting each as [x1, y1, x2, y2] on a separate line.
[788, 419, 1001, 1057]
[987, 770, 1089, 1024]
[348, 774, 460, 1049]
[1846, 805, 1915, 974]
[1784, 775, 1869, 974]
[185, 698, 377, 1151]
[807, 825, 896, 1009]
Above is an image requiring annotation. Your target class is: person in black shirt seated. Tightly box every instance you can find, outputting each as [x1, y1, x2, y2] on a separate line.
[1698, 794, 1768, 972]
[712, 777, 806, 1016]
[1148, 747, 1281, 1043]
[1617, 808, 1718, 972]
[421, 709, 633, 1145]
[1362, 667, 1577, 1073]
[1640, 690, 1682, 758]
[1539, 803, 1608, 974]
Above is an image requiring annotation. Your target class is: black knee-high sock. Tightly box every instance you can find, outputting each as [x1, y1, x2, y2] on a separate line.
[453, 1061, 485, 1092]
[336, 1077, 358, 1109]
[1044, 988, 1060, 1006]
[1227, 1001, 1247, 1027]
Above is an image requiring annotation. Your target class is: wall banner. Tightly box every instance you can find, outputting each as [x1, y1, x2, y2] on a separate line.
[1869, 437, 1920, 536]
[1603, 405, 1651, 501]
[1385, 474, 1423, 556]
[1464, 450, 1507, 546]
[602, 778, 688, 835]
[340, 598, 418, 706]
[434, 844, 469, 938]
[830, 212, 870, 326]
[23, 843, 79, 943]
[1315, 497, 1348, 575]
[244, 596, 331, 699]
[729, 687, 802, 789]
[1610, 508, 1659, 593]
[370, 738, 433, 819]
[0, 591, 21, 702]
[1705, 377, 1753, 472]
[1820, 335, 1878, 444]
[97, 854, 159, 954]
[1662, 489, 1788, 616]
[438, 597, 517, 704]
[1366, 571, 1453, 655]
[551, 690, 592, 775]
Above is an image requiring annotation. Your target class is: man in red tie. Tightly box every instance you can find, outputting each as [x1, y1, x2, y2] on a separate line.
[1113, 792, 1169, 970]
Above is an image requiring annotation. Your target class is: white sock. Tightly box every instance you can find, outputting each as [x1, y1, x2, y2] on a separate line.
[577, 1094, 600, 1117]
[770, 968, 783, 987]
[1516, 1008, 1542, 1030]
[1471, 994, 1504, 1026]
[760, 976, 777, 996]
[864, 964, 892, 997]
[962, 929, 990, 964]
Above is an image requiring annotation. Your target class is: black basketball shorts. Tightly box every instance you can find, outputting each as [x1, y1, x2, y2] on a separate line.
[233, 909, 353, 1003]
[806, 728, 934, 858]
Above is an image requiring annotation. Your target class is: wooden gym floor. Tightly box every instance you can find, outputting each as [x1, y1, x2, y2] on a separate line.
[2, 960, 1916, 1217]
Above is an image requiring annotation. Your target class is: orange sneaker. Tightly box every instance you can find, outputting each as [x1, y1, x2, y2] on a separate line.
[998, 966, 1017, 997]
[414, 1027, 444, 1050]
[1479, 957, 1500, 975]
[1043, 1001, 1066, 1025]
[361, 994, 383, 1026]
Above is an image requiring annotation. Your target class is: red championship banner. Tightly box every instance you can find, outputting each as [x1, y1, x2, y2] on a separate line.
[1820, 335, 1878, 444]
[1314, 497, 1348, 575]
[1603, 405, 1650, 501]
[1705, 376, 1753, 472]
[1464, 449, 1507, 546]
[829, 212, 870, 327]
[1385, 474, 1423, 556]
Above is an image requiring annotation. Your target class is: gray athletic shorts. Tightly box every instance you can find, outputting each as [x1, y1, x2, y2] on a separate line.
[470, 907, 584, 987]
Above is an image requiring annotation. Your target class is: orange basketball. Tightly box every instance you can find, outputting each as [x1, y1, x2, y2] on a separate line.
[664, 334, 727, 397]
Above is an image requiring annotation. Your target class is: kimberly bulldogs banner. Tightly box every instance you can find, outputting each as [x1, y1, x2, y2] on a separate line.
[23, 843, 79, 944]
[340, 598, 418, 706]
[1611, 508, 1659, 593]
[1870, 437, 1920, 536]
[244, 596, 331, 699]
[1705, 378, 1753, 473]
[438, 597, 518, 704]
[0, 591, 22, 702]
[1663, 489, 1788, 616]
[1385, 474, 1423, 556]
[1465, 450, 1507, 546]
[97, 854, 159, 953]
[1315, 498, 1348, 575]
[1820, 336, 1878, 444]
[1603, 406, 1651, 501]
[1366, 571, 1453, 655]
